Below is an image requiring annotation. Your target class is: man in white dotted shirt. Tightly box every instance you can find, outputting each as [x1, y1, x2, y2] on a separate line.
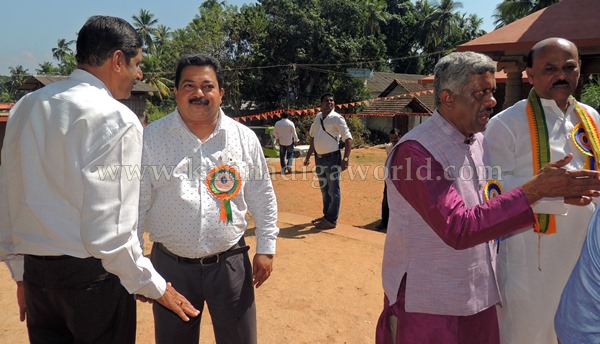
[138, 53, 279, 344]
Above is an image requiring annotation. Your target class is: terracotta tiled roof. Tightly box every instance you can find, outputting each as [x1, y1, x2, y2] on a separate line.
[0, 103, 14, 111]
[457, 0, 600, 56]
[366, 72, 427, 96]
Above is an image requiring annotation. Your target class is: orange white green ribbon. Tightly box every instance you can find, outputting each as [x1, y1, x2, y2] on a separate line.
[206, 164, 242, 224]
[527, 89, 600, 234]
[526, 89, 556, 234]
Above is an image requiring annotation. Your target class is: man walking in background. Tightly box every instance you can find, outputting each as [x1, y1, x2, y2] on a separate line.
[273, 110, 299, 174]
[304, 93, 353, 230]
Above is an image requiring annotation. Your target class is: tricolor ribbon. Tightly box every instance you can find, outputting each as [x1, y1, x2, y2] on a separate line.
[205, 164, 242, 224]
[526, 89, 556, 234]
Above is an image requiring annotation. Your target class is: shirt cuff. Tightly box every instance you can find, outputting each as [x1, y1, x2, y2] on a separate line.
[256, 236, 277, 255]
[6, 255, 24, 281]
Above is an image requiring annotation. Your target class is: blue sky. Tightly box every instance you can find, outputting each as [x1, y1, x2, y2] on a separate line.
[0, 0, 499, 75]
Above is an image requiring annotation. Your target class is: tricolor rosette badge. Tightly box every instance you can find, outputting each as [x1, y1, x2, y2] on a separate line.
[205, 165, 242, 224]
[572, 123, 596, 170]
[483, 180, 503, 201]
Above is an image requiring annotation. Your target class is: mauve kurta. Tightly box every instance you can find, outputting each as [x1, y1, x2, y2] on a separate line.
[378, 111, 536, 343]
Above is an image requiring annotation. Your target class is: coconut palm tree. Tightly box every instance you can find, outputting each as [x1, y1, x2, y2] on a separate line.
[141, 56, 173, 100]
[52, 38, 74, 65]
[363, 0, 391, 35]
[432, 0, 463, 56]
[493, 0, 559, 29]
[132, 9, 159, 53]
[8, 65, 29, 100]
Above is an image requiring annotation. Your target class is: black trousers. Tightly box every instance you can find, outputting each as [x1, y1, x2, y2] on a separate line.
[23, 255, 136, 344]
[151, 237, 256, 344]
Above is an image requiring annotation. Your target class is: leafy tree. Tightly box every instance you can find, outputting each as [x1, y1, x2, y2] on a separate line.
[26, 0, 490, 120]
[381, 0, 422, 73]
[362, 0, 391, 35]
[36, 62, 59, 75]
[141, 55, 173, 101]
[59, 54, 77, 76]
[7, 65, 30, 101]
[581, 75, 600, 110]
[493, 0, 559, 29]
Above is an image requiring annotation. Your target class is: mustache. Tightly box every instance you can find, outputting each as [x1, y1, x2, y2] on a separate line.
[553, 80, 569, 86]
[190, 97, 209, 105]
[481, 107, 494, 116]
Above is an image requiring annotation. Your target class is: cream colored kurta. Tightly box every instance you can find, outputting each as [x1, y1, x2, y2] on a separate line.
[483, 97, 600, 344]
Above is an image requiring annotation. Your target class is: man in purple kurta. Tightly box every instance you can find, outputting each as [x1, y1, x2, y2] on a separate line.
[376, 52, 600, 344]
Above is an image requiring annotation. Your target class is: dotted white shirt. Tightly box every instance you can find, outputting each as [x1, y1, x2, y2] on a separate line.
[138, 109, 279, 258]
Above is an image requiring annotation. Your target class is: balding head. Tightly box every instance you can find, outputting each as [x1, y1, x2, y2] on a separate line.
[527, 38, 579, 68]
[526, 37, 581, 111]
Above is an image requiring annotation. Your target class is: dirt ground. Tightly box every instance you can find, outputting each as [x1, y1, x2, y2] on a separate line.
[0, 147, 389, 344]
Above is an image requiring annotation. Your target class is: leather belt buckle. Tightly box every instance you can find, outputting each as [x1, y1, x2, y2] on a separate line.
[199, 254, 219, 266]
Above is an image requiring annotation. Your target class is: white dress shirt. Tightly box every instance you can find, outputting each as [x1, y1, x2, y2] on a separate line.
[0, 69, 166, 299]
[309, 111, 352, 154]
[138, 109, 279, 258]
[484, 97, 600, 344]
[273, 118, 299, 146]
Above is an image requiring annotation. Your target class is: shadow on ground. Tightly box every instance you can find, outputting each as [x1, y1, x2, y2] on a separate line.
[246, 222, 338, 239]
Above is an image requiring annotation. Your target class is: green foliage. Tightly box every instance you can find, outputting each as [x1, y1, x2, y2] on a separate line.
[493, 0, 559, 29]
[581, 75, 600, 110]
[368, 129, 390, 146]
[36, 62, 59, 75]
[145, 99, 176, 124]
[7, 0, 488, 114]
[294, 115, 315, 145]
[345, 116, 370, 147]
[6, 65, 30, 101]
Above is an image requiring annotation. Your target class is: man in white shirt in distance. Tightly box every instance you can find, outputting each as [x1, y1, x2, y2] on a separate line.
[273, 110, 299, 174]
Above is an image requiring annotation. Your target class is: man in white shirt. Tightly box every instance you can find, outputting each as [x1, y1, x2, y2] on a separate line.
[0, 16, 198, 344]
[138, 53, 279, 344]
[484, 37, 600, 344]
[273, 111, 299, 174]
[303, 93, 353, 230]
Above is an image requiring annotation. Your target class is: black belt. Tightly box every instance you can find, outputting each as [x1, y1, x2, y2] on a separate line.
[26, 254, 75, 261]
[316, 150, 340, 159]
[155, 242, 250, 266]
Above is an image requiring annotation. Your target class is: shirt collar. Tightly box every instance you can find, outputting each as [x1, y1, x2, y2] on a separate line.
[539, 96, 575, 116]
[432, 110, 476, 145]
[69, 69, 112, 97]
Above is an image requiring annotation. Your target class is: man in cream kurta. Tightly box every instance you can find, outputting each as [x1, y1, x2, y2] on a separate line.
[483, 37, 600, 344]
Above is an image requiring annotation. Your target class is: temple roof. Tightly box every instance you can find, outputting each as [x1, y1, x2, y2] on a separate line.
[457, 0, 600, 62]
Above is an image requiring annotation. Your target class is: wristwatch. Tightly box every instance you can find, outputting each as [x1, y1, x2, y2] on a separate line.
[343, 157, 349, 162]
